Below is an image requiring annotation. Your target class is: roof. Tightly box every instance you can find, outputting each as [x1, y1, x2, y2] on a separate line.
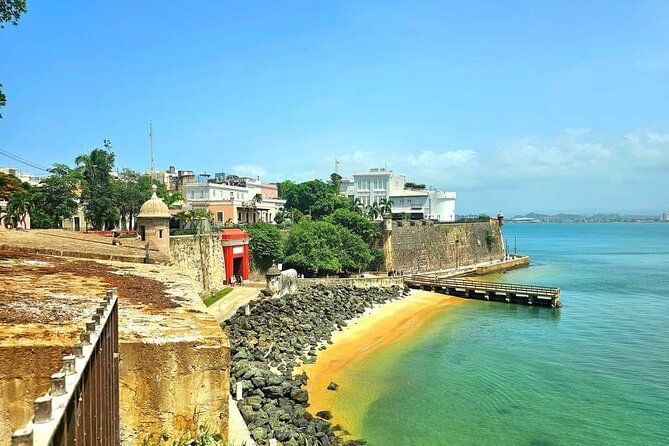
[137, 185, 171, 218]
[221, 228, 249, 240]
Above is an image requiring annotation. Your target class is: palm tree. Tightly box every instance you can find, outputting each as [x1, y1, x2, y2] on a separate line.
[161, 191, 184, 209]
[352, 197, 364, 214]
[366, 201, 381, 220]
[379, 198, 394, 215]
[3, 191, 30, 228]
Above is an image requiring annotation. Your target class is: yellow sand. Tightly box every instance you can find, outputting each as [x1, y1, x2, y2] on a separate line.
[299, 290, 462, 436]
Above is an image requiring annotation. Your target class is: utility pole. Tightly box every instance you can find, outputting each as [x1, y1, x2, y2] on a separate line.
[149, 120, 154, 172]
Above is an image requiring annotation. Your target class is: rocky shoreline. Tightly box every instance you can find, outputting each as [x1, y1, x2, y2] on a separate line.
[223, 284, 408, 446]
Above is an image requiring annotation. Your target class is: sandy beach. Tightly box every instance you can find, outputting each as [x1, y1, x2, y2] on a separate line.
[299, 289, 463, 436]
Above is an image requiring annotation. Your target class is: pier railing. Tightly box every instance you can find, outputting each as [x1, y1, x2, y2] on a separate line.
[11, 289, 120, 446]
[405, 274, 561, 307]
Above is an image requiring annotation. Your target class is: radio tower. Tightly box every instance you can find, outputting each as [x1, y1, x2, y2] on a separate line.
[149, 120, 154, 172]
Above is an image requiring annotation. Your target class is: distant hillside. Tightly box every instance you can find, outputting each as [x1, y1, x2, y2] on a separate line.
[511, 212, 662, 223]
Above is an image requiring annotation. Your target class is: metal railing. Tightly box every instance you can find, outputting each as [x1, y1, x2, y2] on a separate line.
[405, 275, 560, 298]
[11, 289, 120, 446]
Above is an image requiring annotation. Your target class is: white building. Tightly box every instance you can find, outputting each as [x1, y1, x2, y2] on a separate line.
[662, 212, 669, 222]
[340, 168, 456, 222]
[0, 167, 45, 186]
[184, 176, 286, 225]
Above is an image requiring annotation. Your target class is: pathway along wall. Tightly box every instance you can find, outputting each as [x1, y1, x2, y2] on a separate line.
[385, 219, 505, 273]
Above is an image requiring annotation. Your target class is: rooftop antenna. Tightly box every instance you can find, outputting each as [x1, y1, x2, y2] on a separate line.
[149, 120, 154, 172]
[335, 158, 340, 174]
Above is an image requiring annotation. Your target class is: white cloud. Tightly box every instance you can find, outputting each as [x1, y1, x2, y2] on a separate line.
[332, 128, 668, 192]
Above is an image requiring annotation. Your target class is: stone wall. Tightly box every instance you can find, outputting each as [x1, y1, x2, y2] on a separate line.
[0, 254, 230, 446]
[386, 219, 504, 273]
[170, 234, 226, 294]
[297, 276, 404, 289]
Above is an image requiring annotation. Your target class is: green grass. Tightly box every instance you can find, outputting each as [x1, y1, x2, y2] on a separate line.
[203, 287, 233, 307]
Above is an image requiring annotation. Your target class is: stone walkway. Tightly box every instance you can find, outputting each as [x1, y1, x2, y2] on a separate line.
[203, 282, 264, 446]
[206, 282, 264, 324]
[0, 229, 168, 263]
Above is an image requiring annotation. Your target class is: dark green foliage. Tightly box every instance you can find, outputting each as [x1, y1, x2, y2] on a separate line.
[278, 179, 353, 220]
[29, 165, 79, 228]
[329, 172, 342, 190]
[404, 181, 426, 190]
[76, 142, 119, 230]
[369, 247, 385, 272]
[284, 220, 372, 275]
[324, 208, 381, 244]
[247, 222, 285, 271]
[115, 168, 165, 230]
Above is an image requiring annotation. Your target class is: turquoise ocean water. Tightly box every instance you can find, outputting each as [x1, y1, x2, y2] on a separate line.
[349, 223, 669, 445]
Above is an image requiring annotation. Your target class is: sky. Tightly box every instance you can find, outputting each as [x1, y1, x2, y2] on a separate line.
[1, 0, 668, 216]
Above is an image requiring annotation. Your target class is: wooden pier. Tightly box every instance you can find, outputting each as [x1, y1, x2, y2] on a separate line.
[405, 274, 562, 307]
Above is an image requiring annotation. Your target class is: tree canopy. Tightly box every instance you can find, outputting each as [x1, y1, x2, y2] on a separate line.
[29, 164, 79, 228]
[76, 142, 119, 230]
[278, 179, 354, 220]
[247, 222, 285, 271]
[284, 220, 372, 275]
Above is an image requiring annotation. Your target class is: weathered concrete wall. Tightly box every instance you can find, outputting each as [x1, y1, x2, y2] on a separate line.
[120, 341, 229, 444]
[267, 269, 298, 297]
[0, 254, 230, 446]
[297, 276, 404, 289]
[386, 219, 505, 273]
[0, 345, 70, 446]
[170, 234, 226, 294]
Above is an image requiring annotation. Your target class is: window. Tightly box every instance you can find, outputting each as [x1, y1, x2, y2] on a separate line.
[159, 229, 163, 238]
[217, 211, 224, 222]
[199, 190, 204, 198]
[190, 190, 195, 199]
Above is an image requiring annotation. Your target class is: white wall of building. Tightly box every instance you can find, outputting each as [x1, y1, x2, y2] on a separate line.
[340, 168, 456, 222]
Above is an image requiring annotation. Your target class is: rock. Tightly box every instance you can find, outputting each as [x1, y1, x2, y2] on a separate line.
[251, 426, 267, 441]
[316, 410, 333, 420]
[226, 284, 403, 446]
[290, 387, 309, 403]
[327, 381, 339, 391]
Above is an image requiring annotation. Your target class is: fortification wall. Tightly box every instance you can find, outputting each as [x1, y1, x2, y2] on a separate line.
[170, 234, 226, 294]
[0, 255, 230, 446]
[386, 219, 504, 273]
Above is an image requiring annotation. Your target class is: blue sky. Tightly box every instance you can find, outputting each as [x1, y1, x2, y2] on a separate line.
[1, 0, 668, 215]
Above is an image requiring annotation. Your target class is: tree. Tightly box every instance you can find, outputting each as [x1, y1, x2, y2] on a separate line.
[0, 0, 27, 118]
[76, 142, 119, 230]
[3, 189, 29, 228]
[405, 182, 426, 190]
[160, 191, 184, 209]
[330, 172, 342, 191]
[0, 171, 28, 200]
[366, 201, 381, 220]
[278, 179, 353, 220]
[324, 208, 381, 245]
[247, 222, 284, 271]
[115, 169, 165, 230]
[30, 164, 79, 228]
[379, 198, 394, 215]
[284, 220, 371, 275]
